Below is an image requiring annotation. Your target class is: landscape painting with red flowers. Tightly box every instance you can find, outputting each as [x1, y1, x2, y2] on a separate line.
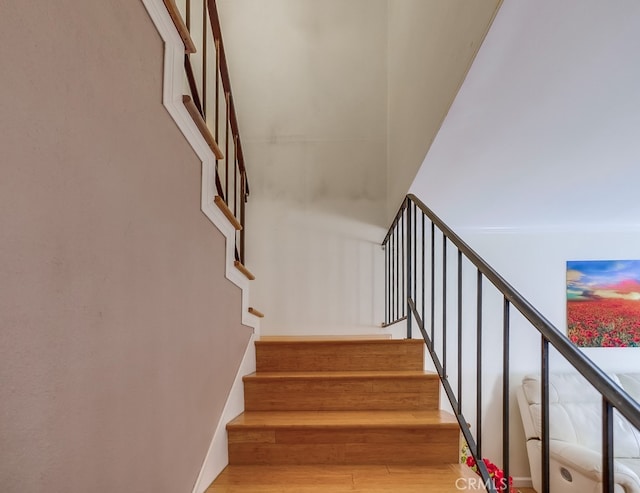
[567, 260, 640, 347]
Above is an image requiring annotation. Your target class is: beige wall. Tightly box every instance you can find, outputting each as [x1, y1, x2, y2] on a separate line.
[0, 1, 251, 491]
[386, 0, 501, 222]
[217, 0, 388, 335]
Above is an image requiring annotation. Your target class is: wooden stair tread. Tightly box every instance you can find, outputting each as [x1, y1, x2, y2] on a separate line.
[244, 370, 438, 380]
[214, 195, 242, 230]
[255, 338, 423, 346]
[227, 410, 458, 429]
[249, 307, 265, 318]
[258, 334, 392, 341]
[234, 260, 255, 280]
[183, 96, 224, 159]
[255, 338, 424, 372]
[208, 464, 485, 492]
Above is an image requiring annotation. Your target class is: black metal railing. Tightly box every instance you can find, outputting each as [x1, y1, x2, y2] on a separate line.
[164, 0, 249, 263]
[383, 194, 640, 493]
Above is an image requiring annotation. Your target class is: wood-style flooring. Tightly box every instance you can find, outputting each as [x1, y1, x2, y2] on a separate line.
[207, 464, 537, 492]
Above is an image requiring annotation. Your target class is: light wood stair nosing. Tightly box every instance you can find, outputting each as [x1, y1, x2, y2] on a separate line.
[213, 195, 242, 230]
[255, 338, 424, 346]
[234, 260, 255, 280]
[249, 307, 265, 318]
[226, 410, 460, 430]
[183, 95, 224, 159]
[243, 370, 438, 381]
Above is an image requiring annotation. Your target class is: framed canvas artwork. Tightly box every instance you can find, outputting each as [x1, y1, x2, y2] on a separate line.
[567, 260, 640, 347]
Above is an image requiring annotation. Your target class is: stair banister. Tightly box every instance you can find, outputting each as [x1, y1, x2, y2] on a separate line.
[384, 193, 640, 493]
[164, 0, 249, 264]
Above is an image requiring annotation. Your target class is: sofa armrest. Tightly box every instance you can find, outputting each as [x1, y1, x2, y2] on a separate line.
[550, 441, 640, 493]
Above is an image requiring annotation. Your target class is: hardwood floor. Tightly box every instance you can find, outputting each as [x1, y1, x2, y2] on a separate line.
[208, 465, 535, 492]
[207, 464, 487, 492]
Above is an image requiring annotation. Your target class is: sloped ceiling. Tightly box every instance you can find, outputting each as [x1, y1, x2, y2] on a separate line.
[386, 0, 502, 221]
[217, 0, 502, 225]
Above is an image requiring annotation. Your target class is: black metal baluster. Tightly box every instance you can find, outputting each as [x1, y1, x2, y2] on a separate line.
[213, 38, 221, 197]
[503, 297, 510, 490]
[215, 39, 219, 142]
[541, 337, 550, 493]
[240, 170, 246, 263]
[413, 202, 417, 306]
[401, 204, 405, 319]
[430, 221, 435, 351]
[477, 269, 483, 459]
[422, 214, 425, 322]
[225, 92, 230, 202]
[395, 222, 399, 321]
[202, 0, 207, 119]
[457, 249, 462, 414]
[234, 135, 238, 217]
[442, 234, 447, 375]
[406, 202, 412, 338]
[391, 228, 395, 323]
[603, 398, 614, 493]
[384, 240, 388, 326]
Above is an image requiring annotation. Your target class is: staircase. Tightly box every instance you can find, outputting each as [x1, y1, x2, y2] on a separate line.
[207, 337, 477, 492]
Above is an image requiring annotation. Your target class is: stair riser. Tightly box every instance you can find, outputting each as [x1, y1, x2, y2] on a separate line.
[255, 341, 424, 372]
[244, 378, 439, 411]
[228, 428, 459, 465]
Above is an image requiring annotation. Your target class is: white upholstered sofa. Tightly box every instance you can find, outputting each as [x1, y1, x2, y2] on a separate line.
[517, 373, 640, 493]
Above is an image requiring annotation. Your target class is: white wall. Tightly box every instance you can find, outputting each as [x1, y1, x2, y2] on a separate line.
[411, 0, 640, 230]
[386, 0, 501, 223]
[410, 0, 640, 482]
[217, 0, 389, 335]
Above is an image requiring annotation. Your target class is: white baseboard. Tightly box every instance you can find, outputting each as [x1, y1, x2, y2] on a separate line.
[512, 476, 533, 488]
[190, 334, 257, 492]
[139, 1, 259, 491]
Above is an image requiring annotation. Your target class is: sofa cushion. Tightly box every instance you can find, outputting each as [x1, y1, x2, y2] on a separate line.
[522, 373, 640, 458]
[618, 374, 640, 402]
[619, 458, 640, 487]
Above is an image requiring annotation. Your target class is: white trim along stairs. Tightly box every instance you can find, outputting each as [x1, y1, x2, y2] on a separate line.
[140, 1, 260, 492]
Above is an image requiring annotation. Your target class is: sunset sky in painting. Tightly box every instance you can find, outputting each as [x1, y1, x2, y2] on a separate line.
[567, 260, 640, 301]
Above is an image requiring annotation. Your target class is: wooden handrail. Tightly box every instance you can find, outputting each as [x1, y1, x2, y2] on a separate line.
[234, 260, 255, 280]
[183, 95, 224, 159]
[163, 0, 197, 54]
[162, 0, 249, 262]
[248, 307, 264, 318]
[214, 196, 242, 230]
[207, 0, 247, 177]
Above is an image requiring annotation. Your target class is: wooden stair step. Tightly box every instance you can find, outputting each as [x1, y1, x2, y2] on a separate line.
[207, 464, 487, 492]
[227, 410, 459, 465]
[243, 370, 440, 411]
[255, 339, 424, 372]
[260, 334, 392, 341]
